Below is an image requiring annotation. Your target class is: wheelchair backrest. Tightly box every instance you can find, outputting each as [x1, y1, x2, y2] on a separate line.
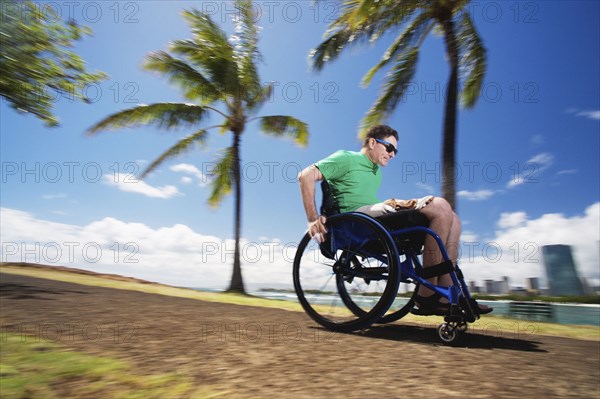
[320, 180, 340, 217]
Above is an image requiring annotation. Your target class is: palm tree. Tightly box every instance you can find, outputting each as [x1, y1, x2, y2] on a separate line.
[87, 0, 308, 293]
[311, 0, 486, 209]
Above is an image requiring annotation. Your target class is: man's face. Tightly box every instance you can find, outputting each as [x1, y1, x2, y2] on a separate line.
[371, 135, 398, 167]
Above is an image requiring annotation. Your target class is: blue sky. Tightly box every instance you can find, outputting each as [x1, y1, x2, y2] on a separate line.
[1, 1, 599, 290]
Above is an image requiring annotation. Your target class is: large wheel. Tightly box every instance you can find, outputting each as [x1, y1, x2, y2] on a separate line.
[293, 213, 400, 332]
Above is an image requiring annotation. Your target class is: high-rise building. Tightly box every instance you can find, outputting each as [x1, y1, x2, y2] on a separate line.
[526, 277, 540, 293]
[542, 244, 584, 296]
[484, 279, 496, 294]
[500, 276, 510, 294]
[483, 277, 510, 294]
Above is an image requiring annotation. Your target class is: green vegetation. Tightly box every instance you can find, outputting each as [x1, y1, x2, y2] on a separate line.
[0, 0, 107, 126]
[0, 334, 224, 398]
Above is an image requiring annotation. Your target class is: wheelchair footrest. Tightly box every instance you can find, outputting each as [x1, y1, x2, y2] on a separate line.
[410, 303, 479, 324]
[444, 305, 464, 323]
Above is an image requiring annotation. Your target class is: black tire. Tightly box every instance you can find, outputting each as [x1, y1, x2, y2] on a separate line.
[437, 322, 464, 345]
[293, 213, 400, 332]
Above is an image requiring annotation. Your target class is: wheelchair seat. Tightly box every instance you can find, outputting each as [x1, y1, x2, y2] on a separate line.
[320, 180, 429, 252]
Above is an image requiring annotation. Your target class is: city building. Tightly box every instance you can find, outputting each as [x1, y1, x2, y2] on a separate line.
[526, 277, 541, 295]
[542, 244, 584, 296]
[483, 277, 510, 295]
[527, 277, 540, 291]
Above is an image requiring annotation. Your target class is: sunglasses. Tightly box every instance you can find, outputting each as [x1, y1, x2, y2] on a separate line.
[375, 138, 398, 155]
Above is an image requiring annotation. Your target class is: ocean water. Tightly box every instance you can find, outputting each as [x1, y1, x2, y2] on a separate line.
[250, 290, 600, 327]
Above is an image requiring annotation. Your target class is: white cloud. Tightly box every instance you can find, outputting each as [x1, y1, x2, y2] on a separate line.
[416, 182, 436, 195]
[170, 163, 210, 187]
[457, 189, 495, 201]
[531, 134, 544, 146]
[566, 107, 600, 121]
[497, 211, 528, 229]
[506, 175, 525, 189]
[528, 152, 554, 171]
[42, 193, 68, 200]
[460, 231, 479, 242]
[2, 203, 599, 292]
[557, 169, 577, 175]
[103, 173, 181, 199]
[460, 203, 600, 289]
[0, 207, 293, 290]
[576, 110, 600, 120]
[507, 152, 554, 189]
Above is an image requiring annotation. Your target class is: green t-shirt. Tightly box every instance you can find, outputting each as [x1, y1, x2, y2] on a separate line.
[315, 150, 381, 212]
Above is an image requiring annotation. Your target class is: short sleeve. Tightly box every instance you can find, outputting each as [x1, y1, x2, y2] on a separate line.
[314, 150, 350, 182]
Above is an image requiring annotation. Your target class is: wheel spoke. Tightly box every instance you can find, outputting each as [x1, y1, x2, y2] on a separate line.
[293, 213, 400, 332]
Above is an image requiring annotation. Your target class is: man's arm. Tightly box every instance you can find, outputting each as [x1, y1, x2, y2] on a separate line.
[298, 164, 327, 241]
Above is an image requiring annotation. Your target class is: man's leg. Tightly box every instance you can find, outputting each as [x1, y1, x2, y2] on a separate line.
[437, 211, 461, 287]
[416, 198, 491, 312]
[417, 197, 456, 296]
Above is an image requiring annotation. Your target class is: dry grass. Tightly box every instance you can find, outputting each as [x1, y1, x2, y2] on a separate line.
[1, 262, 598, 342]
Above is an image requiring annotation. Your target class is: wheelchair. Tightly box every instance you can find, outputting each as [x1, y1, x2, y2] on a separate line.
[293, 181, 480, 344]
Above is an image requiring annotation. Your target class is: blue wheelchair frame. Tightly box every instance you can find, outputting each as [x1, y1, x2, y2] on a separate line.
[294, 181, 480, 343]
[325, 211, 478, 325]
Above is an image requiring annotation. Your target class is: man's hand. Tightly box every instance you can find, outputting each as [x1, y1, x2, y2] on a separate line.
[308, 215, 327, 243]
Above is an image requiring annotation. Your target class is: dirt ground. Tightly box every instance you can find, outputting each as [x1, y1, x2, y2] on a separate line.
[1, 272, 599, 398]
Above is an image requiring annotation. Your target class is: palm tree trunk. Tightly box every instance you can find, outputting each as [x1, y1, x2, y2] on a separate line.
[228, 131, 245, 293]
[441, 18, 459, 211]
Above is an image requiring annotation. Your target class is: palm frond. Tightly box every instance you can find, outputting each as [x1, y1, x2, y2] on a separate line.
[359, 47, 420, 138]
[140, 129, 209, 179]
[309, 28, 356, 70]
[144, 51, 221, 103]
[361, 15, 433, 87]
[259, 116, 309, 147]
[456, 11, 486, 108]
[349, 0, 421, 41]
[311, 0, 420, 71]
[241, 82, 273, 115]
[86, 103, 209, 134]
[232, 0, 261, 89]
[170, 38, 239, 97]
[174, 10, 241, 97]
[208, 147, 235, 207]
[228, 0, 265, 109]
[182, 9, 233, 58]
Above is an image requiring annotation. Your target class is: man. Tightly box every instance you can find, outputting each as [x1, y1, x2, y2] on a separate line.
[298, 124, 492, 315]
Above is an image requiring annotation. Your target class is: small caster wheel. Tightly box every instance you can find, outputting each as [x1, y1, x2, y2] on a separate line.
[437, 322, 462, 344]
[455, 322, 468, 332]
